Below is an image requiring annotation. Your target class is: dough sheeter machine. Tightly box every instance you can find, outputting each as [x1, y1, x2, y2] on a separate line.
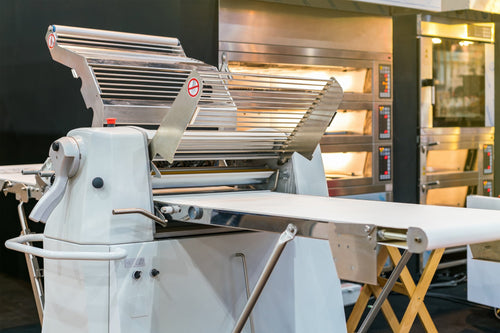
[4, 25, 500, 333]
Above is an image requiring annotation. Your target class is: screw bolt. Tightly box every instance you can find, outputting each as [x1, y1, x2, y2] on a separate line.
[188, 206, 203, 219]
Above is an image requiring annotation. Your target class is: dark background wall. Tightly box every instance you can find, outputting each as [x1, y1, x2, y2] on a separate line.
[392, 14, 419, 204]
[0, 0, 218, 278]
[495, 17, 500, 196]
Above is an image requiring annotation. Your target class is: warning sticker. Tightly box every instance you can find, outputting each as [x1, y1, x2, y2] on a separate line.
[48, 34, 56, 49]
[187, 78, 200, 98]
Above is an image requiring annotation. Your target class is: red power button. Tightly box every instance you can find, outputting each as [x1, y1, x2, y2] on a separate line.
[106, 118, 116, 127]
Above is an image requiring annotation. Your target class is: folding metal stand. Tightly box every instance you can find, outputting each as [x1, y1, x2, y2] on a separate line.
[347, 245, 445, 333]
[16, 202, 45, 324]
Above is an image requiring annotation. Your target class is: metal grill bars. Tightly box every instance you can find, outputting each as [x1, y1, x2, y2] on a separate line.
[49, 25, 185, 57]
[47, 25, 343, 162]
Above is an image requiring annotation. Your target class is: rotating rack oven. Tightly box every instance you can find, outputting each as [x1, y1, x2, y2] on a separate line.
[219, 0, 393, 201]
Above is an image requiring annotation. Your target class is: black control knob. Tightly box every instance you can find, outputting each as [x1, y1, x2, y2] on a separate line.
[52, 141, 60, 151]
[133, 271, 142, 280]
[92, 177, 104, 189]
[151, 269, 160, 278]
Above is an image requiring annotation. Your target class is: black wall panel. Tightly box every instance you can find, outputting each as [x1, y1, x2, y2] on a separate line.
[0, 0, 218, 277]
[393, 15, 419, 204]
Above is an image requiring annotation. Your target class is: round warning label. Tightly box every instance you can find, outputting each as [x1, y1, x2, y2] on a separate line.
[48, 34, 56, 49]
[187, 78, 200, 97]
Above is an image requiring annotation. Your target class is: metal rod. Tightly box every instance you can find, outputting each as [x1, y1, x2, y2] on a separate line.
[443, 246, 466, 254]
[235, 253, 255, 333]
[53, 25, 181, 47]
[437, 259, 467, 270]
[377, 229, 408, 242]
[93, 71, 189, 80]
[356, 250, 412, 333]
[17, 202, 44, 325]
[57, 35, 183, 50]
[200, 71, 332, 82]
[58, 37, 182, 53]
[232, 223, 297, 333]
[90, 63, 193, 73]
[112, 208, 167, 227]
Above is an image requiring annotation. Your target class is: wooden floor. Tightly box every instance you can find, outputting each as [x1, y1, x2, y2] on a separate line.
[1, 273, 500, 332]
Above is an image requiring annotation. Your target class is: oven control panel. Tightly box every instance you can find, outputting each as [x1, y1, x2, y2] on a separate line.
[378, 105, 391, 140]
[483, 180, 493, 197]
[483, 144, 493, 174]
[378, 146, 391, 181]
[378, 64, 391, 98]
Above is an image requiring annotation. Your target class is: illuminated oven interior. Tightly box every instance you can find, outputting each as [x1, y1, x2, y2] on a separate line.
[425, 149, 477, 174]
[326, 109, 372, 135]
[227, 62, 372, 94]
[432, 38, 486, 127]
[322, 152, 372, 179]
[425, 186, 471, 207]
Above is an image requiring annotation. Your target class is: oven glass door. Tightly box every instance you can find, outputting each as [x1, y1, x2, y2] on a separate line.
[432, 38, 486, 127]
[322, 151, 372, 179]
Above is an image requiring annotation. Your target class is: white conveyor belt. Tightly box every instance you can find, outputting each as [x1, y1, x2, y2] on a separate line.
[155, 190, 500, 252]
[0, 164, 42, 186]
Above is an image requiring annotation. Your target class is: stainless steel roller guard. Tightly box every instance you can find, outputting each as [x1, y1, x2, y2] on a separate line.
[47, 24, 343, 162]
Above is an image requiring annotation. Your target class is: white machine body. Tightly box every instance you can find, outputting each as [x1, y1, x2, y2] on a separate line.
[40, 127, 347, 333]
[44, 127, 154, 245]
[467, 195, 500, 308]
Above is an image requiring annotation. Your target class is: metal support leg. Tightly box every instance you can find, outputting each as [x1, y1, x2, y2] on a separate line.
[357, 250, 412, 333]
[18, 202, 44, 324]
[232, 224, 297, 333]
[235, 253, 255, 333]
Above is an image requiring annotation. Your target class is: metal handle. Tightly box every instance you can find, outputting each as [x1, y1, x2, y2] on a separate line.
[30, 137, 80, 223]
[422, 180, 440, 191]
[22, 170, 55, 178]
[421, 141, 439, 153]
[5, 234, 127, 261]
[235, 253, 255, 333]
[112, 208, 168, 227]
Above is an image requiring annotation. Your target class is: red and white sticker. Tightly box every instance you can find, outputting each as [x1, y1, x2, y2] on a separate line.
[48, 33, 56, 49]
[187, 78, 200, 97]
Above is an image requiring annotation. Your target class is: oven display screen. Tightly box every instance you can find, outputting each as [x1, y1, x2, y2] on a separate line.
[378, 105, 391, 139]
[483, 144, 493, 174]
[379, 65, 391, 98]
[378, 146, 391, 181]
